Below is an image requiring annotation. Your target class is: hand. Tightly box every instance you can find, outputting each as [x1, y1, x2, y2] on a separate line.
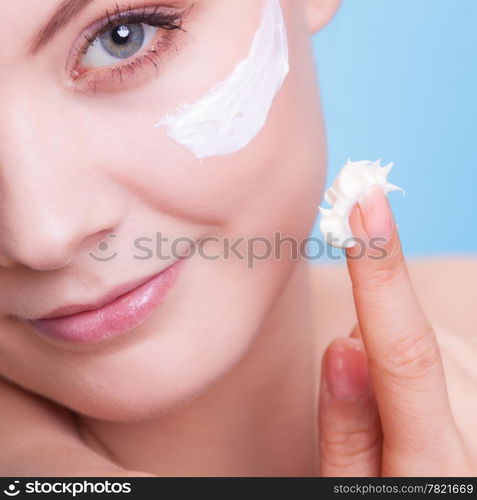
[318, 184, 475, 477]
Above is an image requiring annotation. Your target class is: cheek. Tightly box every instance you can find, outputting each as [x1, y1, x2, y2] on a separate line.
[70, 0, 325, 236]
[0, 0, 328, 420]
[75, 68, 325, 241]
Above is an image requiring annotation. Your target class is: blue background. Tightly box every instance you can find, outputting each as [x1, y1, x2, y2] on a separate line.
[311, 0, 476, 258]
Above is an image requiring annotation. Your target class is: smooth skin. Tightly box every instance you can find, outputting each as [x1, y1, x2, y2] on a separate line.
[1, 0, 476, 477]
[2, 186, 476, 477]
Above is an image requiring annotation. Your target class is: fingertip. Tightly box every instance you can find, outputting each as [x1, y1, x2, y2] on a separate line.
[346, 187, 406, 287]
[324, 337, 370, 400]
[358, 184, 394, 243]
[346, 204, 366, 258]
[347, 184, 402, 266]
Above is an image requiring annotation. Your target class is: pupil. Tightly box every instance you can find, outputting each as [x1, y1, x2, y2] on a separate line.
[111, 25, 130, 45]
[97, 22, 145, 59]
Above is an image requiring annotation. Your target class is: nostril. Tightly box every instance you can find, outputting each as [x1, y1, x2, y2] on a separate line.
[0, 166, 125, 272]
[3, 229, 77, 272]
[0, 216, 121, 271]
[12, 248, 73, 272]
[4, 225, 119, 272]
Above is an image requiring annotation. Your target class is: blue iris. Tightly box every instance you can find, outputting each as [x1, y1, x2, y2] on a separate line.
[99, 24, 145, 59]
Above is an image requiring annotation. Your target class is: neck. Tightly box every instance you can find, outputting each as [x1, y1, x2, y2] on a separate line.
[79, 260, 320, 477]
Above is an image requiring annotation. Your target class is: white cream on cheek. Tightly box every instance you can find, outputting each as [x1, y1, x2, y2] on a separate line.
[319, 159, 405, 248]
[156, 0, 289, 160]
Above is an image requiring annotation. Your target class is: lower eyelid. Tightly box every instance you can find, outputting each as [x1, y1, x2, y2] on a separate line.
[69, 28, 180, 94]
[64, 0, 192, 79]
[81, 23, 159, 70]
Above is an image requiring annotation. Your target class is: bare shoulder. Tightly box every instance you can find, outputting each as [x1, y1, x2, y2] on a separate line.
[405, 255, 477, 338]
[406, 256, 477, 439]
[310, 255, 477, 340]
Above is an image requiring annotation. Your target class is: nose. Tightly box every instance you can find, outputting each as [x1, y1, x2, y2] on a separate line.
[0, 84, 125, 271]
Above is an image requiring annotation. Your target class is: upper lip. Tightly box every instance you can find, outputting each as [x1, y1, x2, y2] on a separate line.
[34, 270, 167, 320]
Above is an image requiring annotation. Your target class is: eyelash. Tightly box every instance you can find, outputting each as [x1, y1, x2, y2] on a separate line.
[69, 4, 187, 93]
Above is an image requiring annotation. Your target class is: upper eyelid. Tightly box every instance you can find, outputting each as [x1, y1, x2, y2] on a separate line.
[65, 4, 191, 94]
[79, 5, 186, 45]
[66, 4, 187, 70]
[30, 0, 184, 55]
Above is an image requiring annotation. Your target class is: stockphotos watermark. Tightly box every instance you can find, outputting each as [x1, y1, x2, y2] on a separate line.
[89, 232, 388, 268]
[2, 479, 132, 497]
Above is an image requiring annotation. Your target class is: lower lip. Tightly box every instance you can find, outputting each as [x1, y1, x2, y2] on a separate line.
[29, 261, 183, 346]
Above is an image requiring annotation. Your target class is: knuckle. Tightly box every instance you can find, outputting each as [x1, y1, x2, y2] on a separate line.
[320, 428, 381, 469]
[381, 326, 441, 380]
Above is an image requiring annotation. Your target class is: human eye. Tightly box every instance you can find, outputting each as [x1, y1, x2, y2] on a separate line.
[67, 4, 187, 94]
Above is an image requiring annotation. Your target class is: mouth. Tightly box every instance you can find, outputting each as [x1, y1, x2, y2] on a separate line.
[28, 260, 183, 346]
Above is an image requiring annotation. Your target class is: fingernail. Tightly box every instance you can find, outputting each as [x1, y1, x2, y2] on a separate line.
[358, 184, 393, 242]
[325, 339, 370, 399]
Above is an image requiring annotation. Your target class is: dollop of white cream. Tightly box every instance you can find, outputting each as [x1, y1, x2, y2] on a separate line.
[156, 0, 289, 160]
[319, 159, 405, 248]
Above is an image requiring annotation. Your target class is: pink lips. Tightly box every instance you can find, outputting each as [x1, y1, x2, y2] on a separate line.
[29, 261, 183, 346]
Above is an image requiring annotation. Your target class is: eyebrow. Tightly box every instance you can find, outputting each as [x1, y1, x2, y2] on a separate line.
[30, 0, 96, 54]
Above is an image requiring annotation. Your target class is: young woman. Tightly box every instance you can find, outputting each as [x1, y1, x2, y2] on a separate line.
[0, 0, 476, 477]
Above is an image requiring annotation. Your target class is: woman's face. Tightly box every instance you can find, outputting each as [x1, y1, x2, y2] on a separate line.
[0, 0, 328, 420]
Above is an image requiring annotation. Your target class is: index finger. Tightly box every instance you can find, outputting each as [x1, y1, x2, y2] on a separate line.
[345, 184, 460, 467]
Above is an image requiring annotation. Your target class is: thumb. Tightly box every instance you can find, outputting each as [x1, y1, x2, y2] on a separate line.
[319, 337, 382, 477]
